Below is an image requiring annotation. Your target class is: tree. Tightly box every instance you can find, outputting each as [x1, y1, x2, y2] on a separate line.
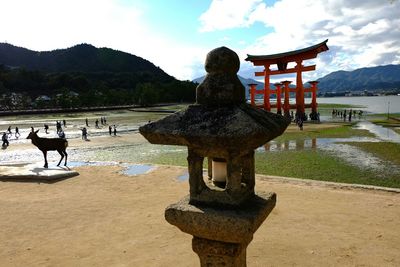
[135, 83, 159, 106]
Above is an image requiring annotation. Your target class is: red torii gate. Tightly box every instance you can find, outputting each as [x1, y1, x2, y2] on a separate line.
[245, 40, 329, 120]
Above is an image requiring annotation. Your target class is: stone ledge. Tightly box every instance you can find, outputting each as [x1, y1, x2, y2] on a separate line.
[0, 162, 79, 182]
[165, 191, 276, 244]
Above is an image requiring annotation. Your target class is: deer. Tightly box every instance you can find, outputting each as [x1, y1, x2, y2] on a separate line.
[27, 128, 68, 168]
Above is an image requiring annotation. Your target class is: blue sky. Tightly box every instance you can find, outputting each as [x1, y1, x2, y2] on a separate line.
[1, 0, 399, 83]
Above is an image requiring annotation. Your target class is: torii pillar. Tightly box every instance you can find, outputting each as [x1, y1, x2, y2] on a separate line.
[295, 60, 306, 121]
[274, 82, 282, 115]
[248, 83, 258, 106]
[309, 81, 319, 120]
[263, 65, 271, 111]
[281, 80, 292, 118]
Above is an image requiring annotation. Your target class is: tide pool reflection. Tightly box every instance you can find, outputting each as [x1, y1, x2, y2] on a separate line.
[262, 138, 317, 151]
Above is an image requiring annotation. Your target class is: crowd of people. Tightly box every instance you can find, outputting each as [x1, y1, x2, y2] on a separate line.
[332, 109, 363, 122]
[2, 115, 119, 148]
[81, 116, 117, 141]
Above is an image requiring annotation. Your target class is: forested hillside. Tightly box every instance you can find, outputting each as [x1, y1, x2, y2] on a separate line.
[0, 43, 196, 109]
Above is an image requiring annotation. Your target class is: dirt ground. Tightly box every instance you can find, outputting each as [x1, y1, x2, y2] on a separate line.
[0, 164, 399, 267]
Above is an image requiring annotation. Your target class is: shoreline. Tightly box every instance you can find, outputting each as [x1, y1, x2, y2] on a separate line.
[0, 103, 183, 117]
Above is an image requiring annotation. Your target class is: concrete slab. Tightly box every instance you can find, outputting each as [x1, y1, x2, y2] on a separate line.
[0, 162, 79, 182]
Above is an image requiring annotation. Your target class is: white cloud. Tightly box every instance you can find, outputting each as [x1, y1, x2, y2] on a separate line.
[199, 0, 262, 32]
[0, 0, 145, 50]
[199, 0, 400, 81]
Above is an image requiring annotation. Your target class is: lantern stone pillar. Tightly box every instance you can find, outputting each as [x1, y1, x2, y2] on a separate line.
[139, 46, 290, 267]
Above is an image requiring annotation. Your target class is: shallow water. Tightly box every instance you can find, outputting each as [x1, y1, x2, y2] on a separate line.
[177, 172, 189, 181]
[355, 121, 400, 143]
[122, 164, 155, 176]
[177, 171, 209, 182]
[314, 95, 400, 114]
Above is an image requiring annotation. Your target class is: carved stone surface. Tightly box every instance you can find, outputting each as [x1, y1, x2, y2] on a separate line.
[197, 46, 244, 106]
[192, 237, 247, 267]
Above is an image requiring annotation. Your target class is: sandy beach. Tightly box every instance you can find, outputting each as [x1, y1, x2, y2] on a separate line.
[1, 163, 399, 267]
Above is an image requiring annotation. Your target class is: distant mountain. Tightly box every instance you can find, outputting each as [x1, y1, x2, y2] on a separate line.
[194, 64, 400, 96]
[0, 43, 172, 80]
[317, 64, 400, 93]
[193, 75, 267, 98]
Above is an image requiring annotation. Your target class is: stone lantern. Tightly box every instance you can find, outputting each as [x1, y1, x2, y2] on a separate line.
[139, 47, 290, 266]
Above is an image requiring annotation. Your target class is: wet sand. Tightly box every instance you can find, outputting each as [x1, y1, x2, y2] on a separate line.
[0, 164, 399, 267]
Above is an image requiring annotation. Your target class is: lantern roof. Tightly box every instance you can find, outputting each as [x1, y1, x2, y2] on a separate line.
[139, 104, 289, 153]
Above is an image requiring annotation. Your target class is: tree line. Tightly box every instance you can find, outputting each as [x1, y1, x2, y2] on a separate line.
[0, 65, 196, 110]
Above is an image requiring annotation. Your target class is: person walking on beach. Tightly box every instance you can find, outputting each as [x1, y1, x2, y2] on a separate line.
[297, 118, 303, 131]
[95, 119, 99, 128]
[85, 118, 89, 127]
[44, 124, 49, 134]
[81, 127, 88, 140]
[56, 121, 62, 133]
[109, 125, 112, 136]
[15, 127, 20, 139]
[2, 132, 9, 147]
[349, 109, 352, 122]
[58, 130, 66, 139]
[113, 125, 117, 136]
[7, 126, 12, 137]
[63, 119, 66, 127]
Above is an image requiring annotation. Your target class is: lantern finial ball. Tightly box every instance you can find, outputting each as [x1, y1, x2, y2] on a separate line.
[205, 46, 240, 74]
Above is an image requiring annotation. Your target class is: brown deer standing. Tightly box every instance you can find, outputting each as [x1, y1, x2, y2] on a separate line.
[27, 128, 68, 168]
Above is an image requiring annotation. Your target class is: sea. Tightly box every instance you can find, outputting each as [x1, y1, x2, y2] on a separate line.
[310, 95, 400, 114]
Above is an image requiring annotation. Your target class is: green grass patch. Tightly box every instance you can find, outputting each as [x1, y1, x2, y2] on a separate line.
[341, 142, 400, 165]
[146, 151, 188, 167]
[318, 103, 365, 109]
[255, 150, 400, 188]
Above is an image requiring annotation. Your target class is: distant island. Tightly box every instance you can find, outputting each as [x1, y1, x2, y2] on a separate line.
[0, 43, 196, 110]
